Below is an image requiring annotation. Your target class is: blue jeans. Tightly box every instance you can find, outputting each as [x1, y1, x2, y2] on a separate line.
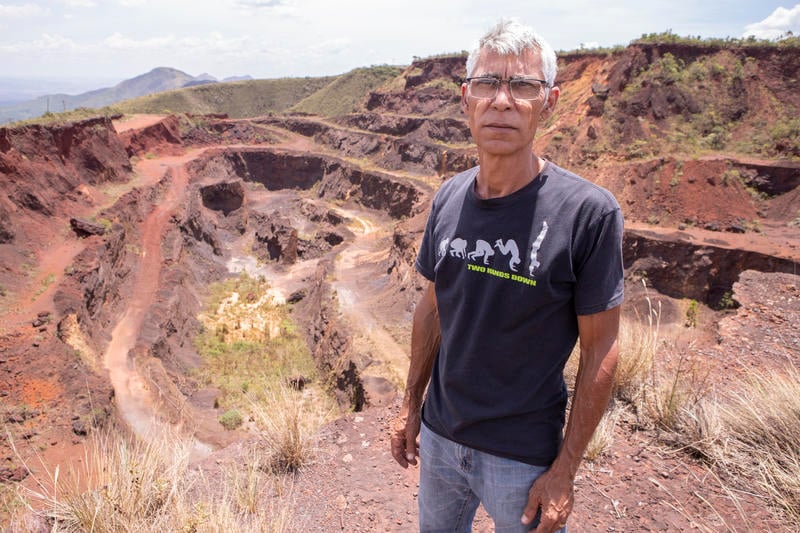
[418, 423, 567, 533]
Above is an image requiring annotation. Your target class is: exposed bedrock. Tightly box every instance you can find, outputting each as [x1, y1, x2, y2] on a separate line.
[54, 176, 168, 352]
[734, 159, 800, 196]
[0, 205, 14, 243]
[623, 228, 800, 307]
[249, 207, 347, 265]
[251, 211, 299, 264]
[119, 114, 183, 157]
[200, 180, 245, 215]
[187, 147, 424, 218]
[257, 115, 478, 176]
[294, 262, 366, 410]
[0, 117, 131, 223]
[181, 188, 225, 255]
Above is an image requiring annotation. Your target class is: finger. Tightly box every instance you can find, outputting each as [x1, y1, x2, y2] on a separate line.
[520, 492, 541, 525]
[404, 432, 418, 466]
[391, 434, 409, 468]
[532, 508, 562, 533]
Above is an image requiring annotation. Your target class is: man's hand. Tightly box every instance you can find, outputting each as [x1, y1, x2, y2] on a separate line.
[391, 401, 421, 468]
[521, 467, 573, 532]
[521, 306, 620, 531]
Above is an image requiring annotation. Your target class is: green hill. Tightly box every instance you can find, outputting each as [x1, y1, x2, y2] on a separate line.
[111, 76, 337, 118]
[288, 66, 403, 116]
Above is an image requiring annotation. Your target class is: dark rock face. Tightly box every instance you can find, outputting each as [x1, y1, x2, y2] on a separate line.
[189, 148, 424, 220]
[181, 191, 223, 256]
[318, 161, 421, 219]
[70, 217, 107, 238]
[200, 180, 245, 215]
[333, 113, 425, 136]
[225, 150, 326, 191]
[294, 263, 366, 411]
[0, 204, 14, 243]
[404, 55, 466, 88]
[251, 212, 299, 264]
[623, 228, 800, 307]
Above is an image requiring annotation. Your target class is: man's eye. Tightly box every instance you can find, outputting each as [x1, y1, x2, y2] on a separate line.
[474, 79, 497, 88]
[513, 81, 539, 91]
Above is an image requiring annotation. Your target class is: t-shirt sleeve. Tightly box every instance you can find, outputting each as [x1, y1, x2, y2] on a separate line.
[573, 206, 625, 315]
[414, 203, 437, 281]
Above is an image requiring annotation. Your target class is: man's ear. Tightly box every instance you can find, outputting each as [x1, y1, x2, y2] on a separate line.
[541, 86, 560, 118]
[461, 83, 469, 114]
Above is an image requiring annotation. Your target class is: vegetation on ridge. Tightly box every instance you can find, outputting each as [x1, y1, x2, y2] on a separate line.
[288, 65, 403, 116]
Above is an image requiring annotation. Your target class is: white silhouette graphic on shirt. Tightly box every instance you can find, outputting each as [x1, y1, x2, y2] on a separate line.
[494, 239, 521, 272]
[529, 221, 549, 276]
[438, 238, 450, 258]
[467, 240, 495, 264]
[449, 238, 468, 258]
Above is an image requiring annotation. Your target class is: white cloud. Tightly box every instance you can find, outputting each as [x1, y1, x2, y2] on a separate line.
[0, 3, 48, 17]
[63, 0, 96, 7]
[307, 37, 350, 56]
[743, 4, 800, 39]
[118, 0, 147, 6]
[0, 32, 81, 52]
[235, 0, 287, 7]
[104, 32, 175, 49]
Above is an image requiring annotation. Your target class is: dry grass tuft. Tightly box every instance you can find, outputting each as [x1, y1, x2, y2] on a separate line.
[614, 291, 660, 405]
[13, 426, 191, 531]
[9, 426, 302, 532]
[585, 402, 622, 462]
[249, 384, 330, 474]
[716, 367, 800, 522]
[643, 346, 710, 432]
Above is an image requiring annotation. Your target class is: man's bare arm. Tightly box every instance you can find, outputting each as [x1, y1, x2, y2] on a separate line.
[523, 305, 620, 531]
[391, 281, 441, 468]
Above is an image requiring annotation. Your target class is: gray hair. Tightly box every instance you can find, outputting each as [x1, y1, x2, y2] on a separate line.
[465, 18, 557, 87]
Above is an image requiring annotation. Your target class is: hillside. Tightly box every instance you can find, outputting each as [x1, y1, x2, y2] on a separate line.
[0, 67, 220, 124]
[1, 35, 799, 531]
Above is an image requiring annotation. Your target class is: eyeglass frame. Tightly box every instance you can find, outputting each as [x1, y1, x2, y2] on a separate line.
[464, 76, 551, 101]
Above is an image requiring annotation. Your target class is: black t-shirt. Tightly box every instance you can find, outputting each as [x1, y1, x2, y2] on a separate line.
[415, 162, 624, 466]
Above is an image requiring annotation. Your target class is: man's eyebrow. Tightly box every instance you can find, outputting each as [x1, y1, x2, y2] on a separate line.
[474, 72, 542, 80]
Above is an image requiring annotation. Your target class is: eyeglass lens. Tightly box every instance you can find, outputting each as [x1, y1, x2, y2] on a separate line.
[470, 78, 543, 99]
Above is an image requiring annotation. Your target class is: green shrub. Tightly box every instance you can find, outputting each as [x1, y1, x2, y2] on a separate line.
[219, 409, 243, 430]
[685, 299, 699, 327]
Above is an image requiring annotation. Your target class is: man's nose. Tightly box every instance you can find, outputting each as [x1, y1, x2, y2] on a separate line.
[492, 81, 513, 108]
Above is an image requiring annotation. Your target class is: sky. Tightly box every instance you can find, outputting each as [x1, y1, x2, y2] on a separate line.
[1, 0, 799, 90]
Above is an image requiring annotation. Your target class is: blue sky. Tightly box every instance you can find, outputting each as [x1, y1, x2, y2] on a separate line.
[1, 1, 798, 87]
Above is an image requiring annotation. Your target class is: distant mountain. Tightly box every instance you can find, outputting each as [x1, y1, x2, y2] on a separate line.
[223, 75, 253, 82]
[0, 76, 118, 107]
[181, 79, 219, 89]
[0, 68, 248, 124]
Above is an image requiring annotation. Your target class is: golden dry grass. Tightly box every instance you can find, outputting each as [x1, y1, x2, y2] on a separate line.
[9, 422, 303, 531]
[714, 367, 800, 522]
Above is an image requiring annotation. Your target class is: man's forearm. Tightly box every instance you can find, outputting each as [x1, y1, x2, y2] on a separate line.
[404, 282, 440, 407]
[550, 307, 620, 478]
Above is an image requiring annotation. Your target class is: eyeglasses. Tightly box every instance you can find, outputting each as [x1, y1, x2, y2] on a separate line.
[466, 76, 549, 100]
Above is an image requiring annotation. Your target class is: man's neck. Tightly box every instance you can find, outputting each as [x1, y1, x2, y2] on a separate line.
[475, 151, 542, 199]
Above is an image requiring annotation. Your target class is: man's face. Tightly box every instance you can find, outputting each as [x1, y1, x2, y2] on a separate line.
[461, 48, 558, 157]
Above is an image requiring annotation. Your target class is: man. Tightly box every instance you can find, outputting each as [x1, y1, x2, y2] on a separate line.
[390, 18, 624, 533]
